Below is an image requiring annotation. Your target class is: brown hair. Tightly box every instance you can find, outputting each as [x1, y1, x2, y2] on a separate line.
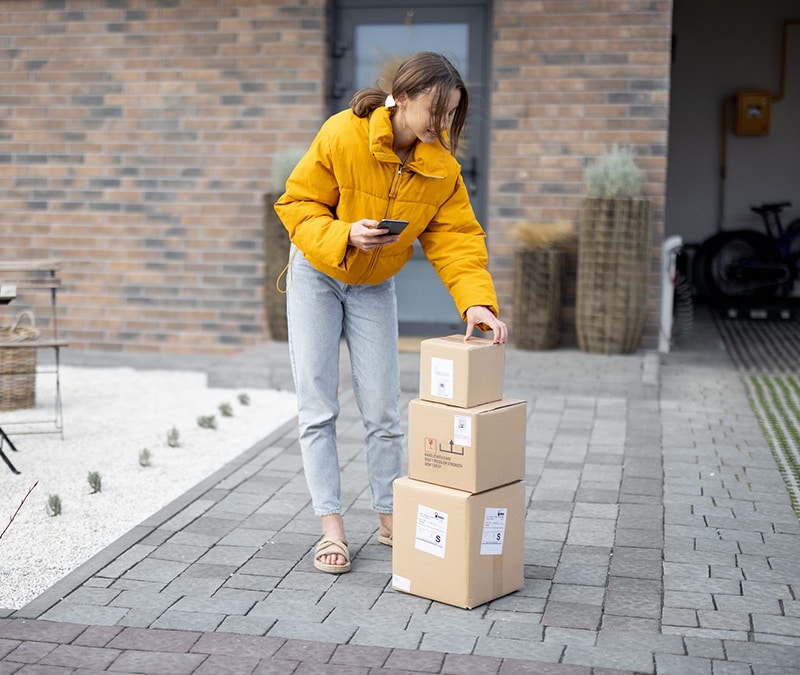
[350, 51, 469, 155]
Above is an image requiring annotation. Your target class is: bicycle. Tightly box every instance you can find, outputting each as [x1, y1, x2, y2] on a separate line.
[692, 201, 800, 307]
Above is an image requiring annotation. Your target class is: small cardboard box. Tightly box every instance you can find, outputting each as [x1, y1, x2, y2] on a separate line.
[419, 335, 504, 408]
[408, 397, 526, 493]
[392, 477, 525, 609]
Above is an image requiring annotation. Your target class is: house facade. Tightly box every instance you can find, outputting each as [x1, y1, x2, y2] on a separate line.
[1, 0, 672, 354]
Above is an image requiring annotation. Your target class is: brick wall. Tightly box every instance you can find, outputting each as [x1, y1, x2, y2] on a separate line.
[0, 0, 672, 354]
[490, 0, 672, 349]
[0, 0, 328, 354]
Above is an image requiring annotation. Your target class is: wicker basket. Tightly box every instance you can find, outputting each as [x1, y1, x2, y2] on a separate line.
[512, 248, 564, 350]
[0, 311, 40, 410]
[576, 197, 652, 354]
[264, 193, 291, 341]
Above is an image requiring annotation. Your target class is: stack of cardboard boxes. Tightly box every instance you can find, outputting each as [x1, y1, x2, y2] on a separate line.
[392, 335, 528, 609]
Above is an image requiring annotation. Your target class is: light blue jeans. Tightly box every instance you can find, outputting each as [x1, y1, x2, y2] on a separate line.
[286, 246, 403, 516]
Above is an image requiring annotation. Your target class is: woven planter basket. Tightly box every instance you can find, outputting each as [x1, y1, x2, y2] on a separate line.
[576, 197, 652, 354]
[512, 249, 564, 350]
[263, 193, 291, 341]
[0, 311, 40, 410]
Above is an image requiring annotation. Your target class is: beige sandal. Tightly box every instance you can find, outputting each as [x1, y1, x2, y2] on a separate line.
[378, 532, 393, 547]
[314, 537, 351, 574]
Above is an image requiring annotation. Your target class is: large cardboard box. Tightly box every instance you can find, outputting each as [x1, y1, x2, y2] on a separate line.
[408, 397, 526, 493]
[419, 335, 504, 408]
[392, 477, 525, 609]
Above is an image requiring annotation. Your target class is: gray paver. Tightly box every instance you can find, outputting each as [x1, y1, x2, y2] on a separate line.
[4, 308, 800, 674]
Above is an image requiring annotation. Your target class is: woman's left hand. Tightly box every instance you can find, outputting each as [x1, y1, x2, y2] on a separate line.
[465, 306, 508, 344]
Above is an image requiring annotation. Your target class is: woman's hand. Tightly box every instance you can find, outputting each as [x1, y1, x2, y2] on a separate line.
[348, 219, 400, 251]
[465, 306, 508, 344]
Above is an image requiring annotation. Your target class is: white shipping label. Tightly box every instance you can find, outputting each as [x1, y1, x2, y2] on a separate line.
[430, 357, 454, 399]
[392, 574, 411, 592]
[415, 504, 448, 558]
[453, 414, 472, 447]
[480, 508, 508, 555]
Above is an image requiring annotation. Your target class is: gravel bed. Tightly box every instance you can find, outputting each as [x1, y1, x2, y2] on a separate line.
[0, 365, 297, 610]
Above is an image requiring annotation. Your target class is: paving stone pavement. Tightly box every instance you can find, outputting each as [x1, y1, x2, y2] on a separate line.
[2, 307, 800, 674]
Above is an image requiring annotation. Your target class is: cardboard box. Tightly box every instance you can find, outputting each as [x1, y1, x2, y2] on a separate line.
[392, 477, 525, 609]
[408, 397, 526, 493]
[419, 335, 504, 408]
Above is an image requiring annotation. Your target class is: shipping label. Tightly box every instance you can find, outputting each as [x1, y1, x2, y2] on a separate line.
[453, 414, 472, 446]
[480, 507, 508, 555]
[430, 357, 454, 399]
[415, 504, 448, 558]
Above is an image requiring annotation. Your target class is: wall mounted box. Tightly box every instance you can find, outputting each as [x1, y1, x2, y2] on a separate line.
[407, 397, 526, 494]
[735, 91, 771, 135]
[392, 477, 525, 609]
[419, 335, 505, 408]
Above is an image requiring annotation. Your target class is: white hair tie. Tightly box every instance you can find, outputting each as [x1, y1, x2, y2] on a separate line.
[384, 94, 396, 108]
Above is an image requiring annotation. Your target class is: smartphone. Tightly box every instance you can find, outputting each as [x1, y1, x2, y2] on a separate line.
[379, 218, 409, 235]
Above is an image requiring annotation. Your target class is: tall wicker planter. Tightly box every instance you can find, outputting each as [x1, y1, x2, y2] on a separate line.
[512, 248, 564, 350]
[576, 197, 652, 354]
[263, 192, 291, 341]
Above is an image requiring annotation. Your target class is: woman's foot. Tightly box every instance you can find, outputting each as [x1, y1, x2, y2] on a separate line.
[318, 514, 348, 569]
[378, 513, 393, 546]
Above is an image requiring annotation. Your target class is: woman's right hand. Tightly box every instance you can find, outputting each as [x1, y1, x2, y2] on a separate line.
[348, 219, 400, 251]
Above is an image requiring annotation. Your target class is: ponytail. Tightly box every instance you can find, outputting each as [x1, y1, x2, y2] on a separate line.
[350, 87, 387, 118]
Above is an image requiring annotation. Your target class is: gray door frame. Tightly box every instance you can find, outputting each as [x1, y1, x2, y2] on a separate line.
[329, 0, 492, 336]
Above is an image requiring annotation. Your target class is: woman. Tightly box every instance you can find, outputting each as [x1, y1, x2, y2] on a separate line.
[275, 51, 507, 574]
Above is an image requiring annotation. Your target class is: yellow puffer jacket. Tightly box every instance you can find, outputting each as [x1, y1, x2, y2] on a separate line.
[274, 106, 499, 322]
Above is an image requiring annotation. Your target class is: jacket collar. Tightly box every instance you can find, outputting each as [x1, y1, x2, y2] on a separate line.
[368, 106, 449, 179]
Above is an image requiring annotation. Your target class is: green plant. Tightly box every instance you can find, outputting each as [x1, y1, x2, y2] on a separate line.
[46, 494, 62, 517]
[197, 415, 217, 430]
[238, 392, 250, 406]
[218, 402, 233, 417]
[87, 471, 102, 494]
[270, 150, 304, 193]
[584, 144, 643, 199]
[139, 448, 152, 467]
[166, 426, 180, 448]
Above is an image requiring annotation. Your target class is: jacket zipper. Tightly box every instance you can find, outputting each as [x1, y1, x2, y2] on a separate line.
[356, 161, 405, 284]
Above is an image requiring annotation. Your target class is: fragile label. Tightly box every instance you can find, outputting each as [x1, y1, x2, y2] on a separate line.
[415, 504, 448, 558]
[480, 507, 508, 555]
[430, 357, 454, 399]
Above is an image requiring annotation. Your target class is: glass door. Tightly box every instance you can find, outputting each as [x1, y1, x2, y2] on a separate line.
[330, 0, 491, 336]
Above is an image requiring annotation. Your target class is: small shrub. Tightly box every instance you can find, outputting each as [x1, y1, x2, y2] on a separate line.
[197, 415, 217, 430]
[584, 144, 643, 199]
[139, 448, 152, 467]
[218, 402, 233, 417]
[87, 471, 102, 494]
[46, 494, 62, 517]
[166, 426, 180, 448]
[509, 220, 574, 250]
[238, 393, 250, 406]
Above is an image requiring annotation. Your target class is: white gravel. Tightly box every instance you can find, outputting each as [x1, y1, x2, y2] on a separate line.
[0, 365, 297, 610]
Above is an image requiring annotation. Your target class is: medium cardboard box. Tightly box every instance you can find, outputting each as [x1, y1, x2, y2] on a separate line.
[419, 335, 504, 408]
[392, 476, 525, 609]
[408, 397, 526, 493]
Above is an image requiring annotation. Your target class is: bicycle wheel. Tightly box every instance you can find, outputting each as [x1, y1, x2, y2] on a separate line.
[692, 230, 783, 307]
[788, 218, 800, 286]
